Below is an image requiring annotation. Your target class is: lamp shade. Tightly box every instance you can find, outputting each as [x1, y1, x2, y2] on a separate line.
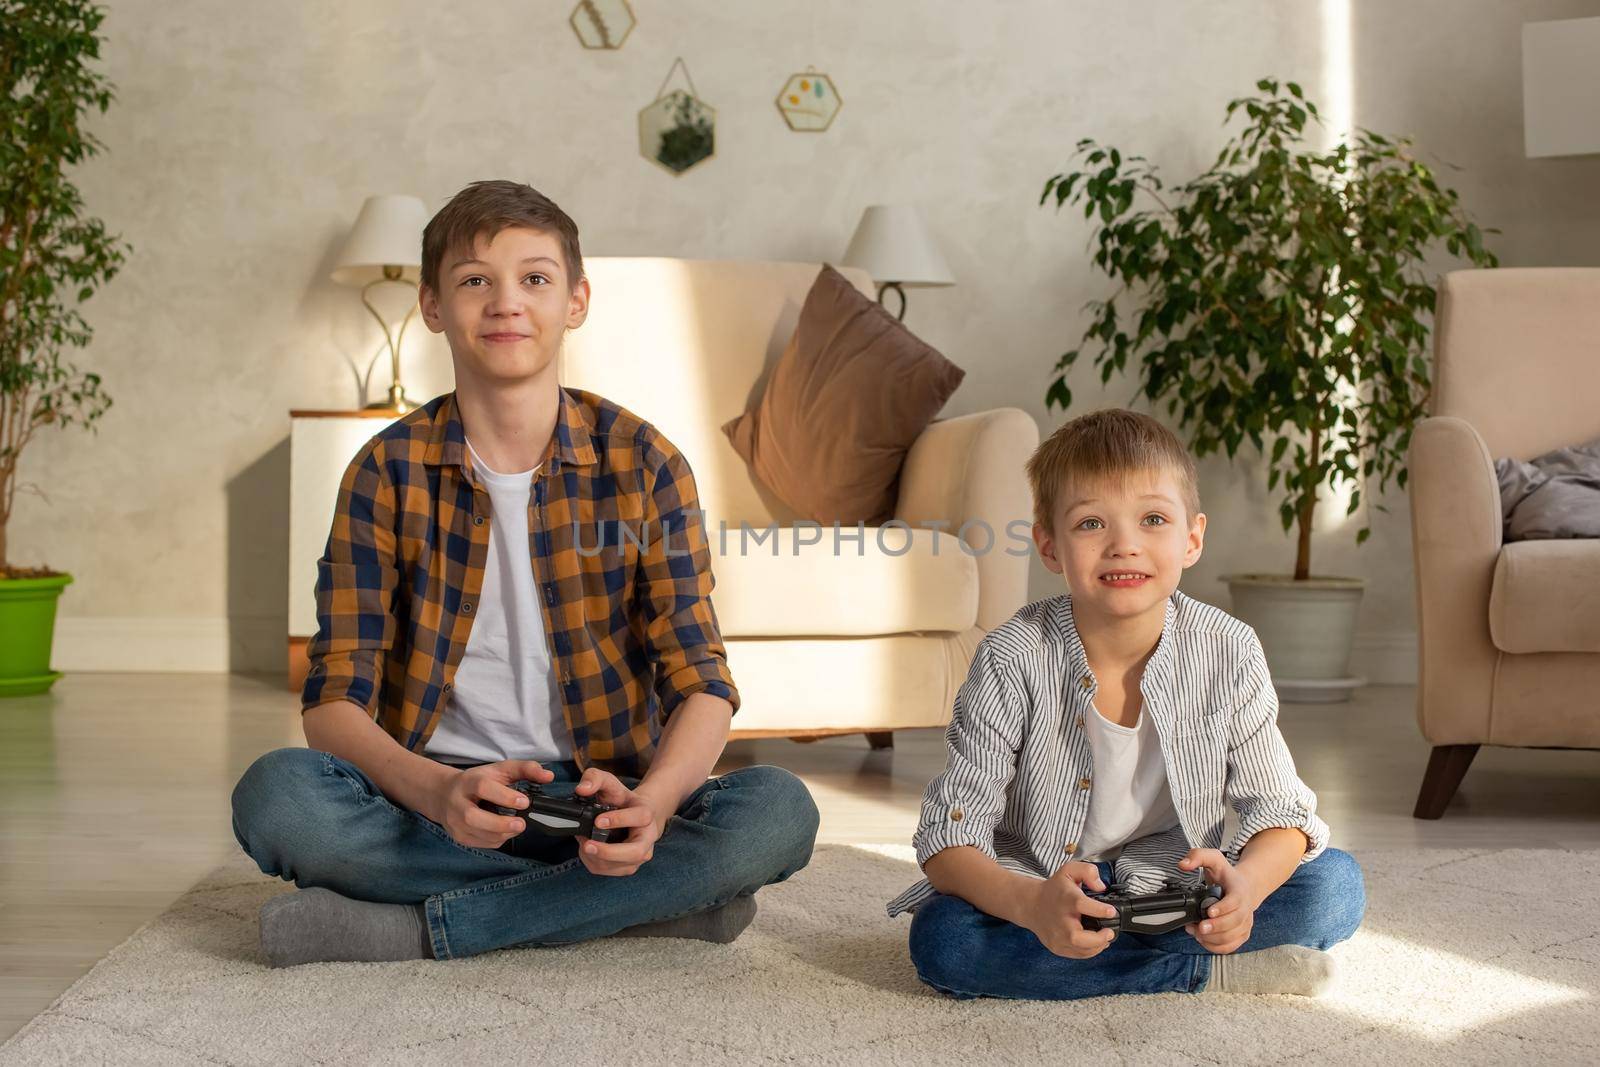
[841, 204, 955, 287]
[331, 194, 427, 286]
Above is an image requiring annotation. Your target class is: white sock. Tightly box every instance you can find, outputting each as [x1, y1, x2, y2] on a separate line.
[1203, 945, 1337, 996]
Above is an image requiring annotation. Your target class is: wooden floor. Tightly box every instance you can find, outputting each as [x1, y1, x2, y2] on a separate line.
[3, 672, 1599, 1041]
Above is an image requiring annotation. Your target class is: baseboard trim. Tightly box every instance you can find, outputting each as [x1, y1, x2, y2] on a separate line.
[1351, 630, 1417, 686]
[51, 616, 286, 675]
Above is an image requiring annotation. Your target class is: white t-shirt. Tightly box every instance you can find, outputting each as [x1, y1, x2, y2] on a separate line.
[423, 438, 572, 766]
[1074, 701, 1181, 864]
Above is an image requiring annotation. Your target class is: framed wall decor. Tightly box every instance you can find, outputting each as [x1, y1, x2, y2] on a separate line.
[570, 0, 635, 49]
[775, 69, 841, 132]
[639, 57, 715, 175]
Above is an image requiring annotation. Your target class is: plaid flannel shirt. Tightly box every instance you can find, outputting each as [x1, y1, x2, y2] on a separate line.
[301, 387, 740, 775]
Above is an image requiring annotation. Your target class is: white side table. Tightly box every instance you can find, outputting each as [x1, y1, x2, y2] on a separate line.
[286, 409, 403, 690]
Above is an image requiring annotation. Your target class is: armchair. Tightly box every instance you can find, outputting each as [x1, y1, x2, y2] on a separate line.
[1408, 268, 1600, 816]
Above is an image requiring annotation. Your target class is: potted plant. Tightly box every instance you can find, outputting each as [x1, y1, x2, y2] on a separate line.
[1041, 78, 1497, 702]
[1, 0, 128, 696]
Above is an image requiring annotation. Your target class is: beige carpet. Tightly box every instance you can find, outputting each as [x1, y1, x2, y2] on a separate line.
[3, 845, 1597, 1065]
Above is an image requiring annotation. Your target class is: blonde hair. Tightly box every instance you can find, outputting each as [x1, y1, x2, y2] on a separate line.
[1026, 408, 1200, 529]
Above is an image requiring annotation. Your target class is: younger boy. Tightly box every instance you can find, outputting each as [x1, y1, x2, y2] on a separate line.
[233, 181, 818, 966]
[887, 408, 1364, 998]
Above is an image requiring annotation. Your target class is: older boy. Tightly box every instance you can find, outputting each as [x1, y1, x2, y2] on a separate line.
[887, 408, 1365, 999]
[233, 180, 817, 966]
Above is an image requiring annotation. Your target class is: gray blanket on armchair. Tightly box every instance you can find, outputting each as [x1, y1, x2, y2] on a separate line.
[1495, 434, 1600, 541]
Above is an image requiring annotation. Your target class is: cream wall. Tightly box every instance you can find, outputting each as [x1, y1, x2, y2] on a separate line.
[12, 0, 1599, 675]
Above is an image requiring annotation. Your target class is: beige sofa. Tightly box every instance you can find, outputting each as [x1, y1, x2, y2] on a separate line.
[560, 258, 1038, 745]
[1408, 268, 1600, 817]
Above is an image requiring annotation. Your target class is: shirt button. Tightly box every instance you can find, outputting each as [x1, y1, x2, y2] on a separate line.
[1078, 776, 1092, 790]
[442, 682, 453, 692]
[473, 515, 485, 526]
[1065, 841, 1078, 853]
[461, 602, 473, 614]
[1076, 715, 1086, 729]
[950, 807, 964, 822]
[1079, 676, 1093, 690]
[545, 586, 554, 605]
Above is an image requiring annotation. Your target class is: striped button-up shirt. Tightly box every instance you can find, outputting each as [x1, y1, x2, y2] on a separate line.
[886, 590, 1329, 916]
[301, 387, 740, 776]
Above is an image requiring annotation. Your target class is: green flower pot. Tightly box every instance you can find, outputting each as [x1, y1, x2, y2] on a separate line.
[0, 573, 72, 696]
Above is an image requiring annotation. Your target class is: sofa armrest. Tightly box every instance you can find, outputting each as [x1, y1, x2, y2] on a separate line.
[1408, 415, 1502, 745]
[895, 407, 1039, 631]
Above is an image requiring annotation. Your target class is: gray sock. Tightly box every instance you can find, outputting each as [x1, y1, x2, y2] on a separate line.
[259, 887, 432, 968]
[1203, 944, 1337, 996]
[612, 895, 757, 944]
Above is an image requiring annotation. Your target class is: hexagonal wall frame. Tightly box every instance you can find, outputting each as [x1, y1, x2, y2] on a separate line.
[775, 71, 841, 132]
[639, 90, 716, 175]
[570, 0, 635, 49]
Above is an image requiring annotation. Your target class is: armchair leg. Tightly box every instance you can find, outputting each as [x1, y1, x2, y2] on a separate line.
[1413, 744, 1480, 819]
[865, 732, 894, 751]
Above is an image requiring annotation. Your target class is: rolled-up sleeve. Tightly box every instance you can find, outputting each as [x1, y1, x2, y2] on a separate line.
[912, 636, 1025, 869]
[1223, 634, 1331, 863]
[639, 447, 740, 719]
[301, 443, 400, 719]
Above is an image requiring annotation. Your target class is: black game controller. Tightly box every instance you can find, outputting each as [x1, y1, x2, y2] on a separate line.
[1080, 879, 1225, 935]
[477, 780, 627, 844]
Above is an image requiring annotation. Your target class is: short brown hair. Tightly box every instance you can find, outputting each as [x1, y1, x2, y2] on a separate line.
[420, 180, 583, 293]
[1026, 408, 1200, 529]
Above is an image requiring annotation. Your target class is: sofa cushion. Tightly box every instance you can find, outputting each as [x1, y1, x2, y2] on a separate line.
[1488, 539, 1600, 653]
[726, 628, 980, 733]
[711, 526, 978, 637]
[720, 264, 965, 526]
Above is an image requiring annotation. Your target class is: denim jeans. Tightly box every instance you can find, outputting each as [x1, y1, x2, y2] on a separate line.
[907, 847, 1365, 1000]
[231, 747, 820, 959]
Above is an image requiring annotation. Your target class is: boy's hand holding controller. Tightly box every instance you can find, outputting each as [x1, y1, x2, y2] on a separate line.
[1178, 847, 1261, 954]
[1023, 861, 1121, 958]
[571, 766, 670, 878]
[432, 760, 557, 849]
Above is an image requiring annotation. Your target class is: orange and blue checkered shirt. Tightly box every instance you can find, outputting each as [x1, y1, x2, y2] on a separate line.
[301, 387, 740, 775]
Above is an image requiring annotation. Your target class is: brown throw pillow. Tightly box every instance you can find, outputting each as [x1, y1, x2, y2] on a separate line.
[722, 264, 965, 526]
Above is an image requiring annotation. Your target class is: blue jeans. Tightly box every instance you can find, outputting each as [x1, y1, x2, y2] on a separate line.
[908, 848, 1365, 1000]
[230, 748, 819, 959]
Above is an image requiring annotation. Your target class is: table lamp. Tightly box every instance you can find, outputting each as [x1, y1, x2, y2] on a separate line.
[332, 194, 428, 412]
[841, 204, 955, 321]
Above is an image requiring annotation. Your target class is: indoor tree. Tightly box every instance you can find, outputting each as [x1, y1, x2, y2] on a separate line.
[1, 0, 127, 577]
[1041, 79, 1497, 579]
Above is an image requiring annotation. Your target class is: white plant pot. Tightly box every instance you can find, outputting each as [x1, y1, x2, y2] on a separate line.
[1220, 574, 1366, 704]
